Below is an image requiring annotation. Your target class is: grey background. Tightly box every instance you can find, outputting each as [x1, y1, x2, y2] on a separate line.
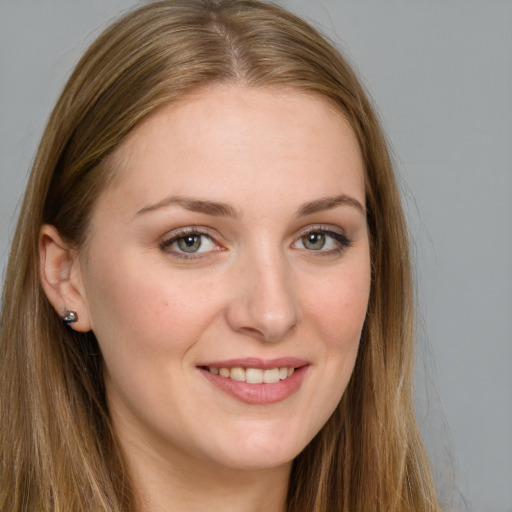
[1, 1, 511, 510]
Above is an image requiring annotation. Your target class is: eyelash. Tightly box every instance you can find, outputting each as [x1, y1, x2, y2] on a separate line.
[293, 226, 351, 256]
[159, 225, 351, 259]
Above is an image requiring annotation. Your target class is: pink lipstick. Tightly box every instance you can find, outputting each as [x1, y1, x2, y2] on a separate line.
[197, 357, 309, 405]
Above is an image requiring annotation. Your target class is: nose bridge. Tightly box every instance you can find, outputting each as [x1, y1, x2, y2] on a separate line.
[226, 242, 300, 342]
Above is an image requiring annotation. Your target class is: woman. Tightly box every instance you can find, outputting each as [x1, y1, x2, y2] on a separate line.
[0, 1, 440, 510]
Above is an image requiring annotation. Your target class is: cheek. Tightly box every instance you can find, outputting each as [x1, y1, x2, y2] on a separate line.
[81, 252, 229, 421]
[83, 265, 245, 430]
[304, 259, 370, 408]
[83, 251, 223, 360]
[290, 264, 370, 445]
[306, 262, 371, 347]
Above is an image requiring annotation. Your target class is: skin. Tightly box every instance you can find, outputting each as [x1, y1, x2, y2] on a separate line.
[40, 85, 371, 512]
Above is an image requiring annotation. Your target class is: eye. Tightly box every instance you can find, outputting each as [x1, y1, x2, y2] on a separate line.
[292, 227, 350, 254]
[160, 229, 220, 257]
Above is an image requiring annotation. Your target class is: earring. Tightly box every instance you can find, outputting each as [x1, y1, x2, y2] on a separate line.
[61, 309, 78, 324]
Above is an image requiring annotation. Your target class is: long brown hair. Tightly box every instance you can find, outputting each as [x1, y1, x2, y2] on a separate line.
[0, 1, 439, 510]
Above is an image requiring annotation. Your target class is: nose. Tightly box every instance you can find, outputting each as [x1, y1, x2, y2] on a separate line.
[225, 251, 301, 342]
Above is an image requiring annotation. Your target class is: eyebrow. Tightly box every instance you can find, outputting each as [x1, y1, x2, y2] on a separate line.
[135, 196, 242, 219]
[294, 194, 366, 217]
[135, 193, 365, 219]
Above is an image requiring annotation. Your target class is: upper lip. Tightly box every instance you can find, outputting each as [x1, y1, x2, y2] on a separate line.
[198, 357, 309, 370]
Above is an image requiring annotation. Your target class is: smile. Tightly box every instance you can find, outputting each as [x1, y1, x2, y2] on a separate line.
[198, 359, 309, 405]
[206, 366, 295, 383]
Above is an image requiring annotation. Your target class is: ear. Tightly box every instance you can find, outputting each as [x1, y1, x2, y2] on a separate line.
[39, 224, 92, 332]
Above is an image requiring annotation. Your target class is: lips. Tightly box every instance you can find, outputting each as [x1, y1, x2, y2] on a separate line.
[198, 358, 309, 405]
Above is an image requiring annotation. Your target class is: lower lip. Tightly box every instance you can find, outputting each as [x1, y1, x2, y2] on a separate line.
[199, 366, 309, 405]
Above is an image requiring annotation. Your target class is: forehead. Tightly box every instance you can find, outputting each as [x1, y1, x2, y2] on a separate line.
[98, 85, 366, 214]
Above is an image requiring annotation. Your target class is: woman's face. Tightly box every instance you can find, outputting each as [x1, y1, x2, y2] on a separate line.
[77, 85, 370, 472]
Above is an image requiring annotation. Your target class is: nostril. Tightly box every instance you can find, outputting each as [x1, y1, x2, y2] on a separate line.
[238, 326, 265, 337]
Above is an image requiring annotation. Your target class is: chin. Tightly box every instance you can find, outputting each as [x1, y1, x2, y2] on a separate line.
[201, 421, 314, 471]
[212, 449, 296, 472]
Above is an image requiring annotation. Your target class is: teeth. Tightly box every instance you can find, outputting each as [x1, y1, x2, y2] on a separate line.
[208, 366, 296, 383]
[246, 368, 263, 384]
[263, 368, 280, 383]
[230, 367, 245, 382]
